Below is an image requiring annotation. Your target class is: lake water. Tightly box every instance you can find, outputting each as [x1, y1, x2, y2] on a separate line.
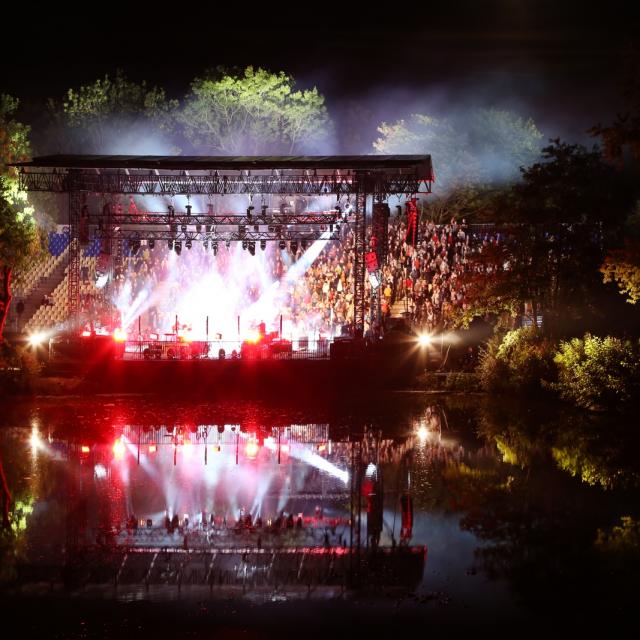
[1, 393, 637, 634]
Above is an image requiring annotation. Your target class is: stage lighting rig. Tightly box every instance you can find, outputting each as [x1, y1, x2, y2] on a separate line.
[246, 205, 254, 220]
[213, 241, 218, 256]
[279, 239, 286, 250]
[260, 240, 267, 251]
[186, 238, 192, 250]
[186, 204, 192, 216]
[290, 240, 298, 253]
[174, 241, 182, 255]
[248, 241, 256, 256]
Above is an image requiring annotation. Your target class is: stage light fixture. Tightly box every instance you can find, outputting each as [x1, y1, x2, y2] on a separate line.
[301, 239, 307, 251]
[261, 205, 268, 219]
[242, 240, 247, 250]
[247, 205, 254, 219]
[268, 225, 275, 232]
[225, 240, 231, 249]
[205, 224, 212, 233]
[212, 241, 218, 256]
[253, 224, 259, 232]
[279, 239, 286, 250]
[186, 239, 192, 250]
[167, 239, 173, 250]
[174, 241, 182, 255]
[290, 240, 298, 253]
[238, 224, 246, 236]
[203, 239, 209, 250]
[248, 241, 256, 256]
[181, 223, 187, 233]
[185, 204, 192, 216]
[149, 239, 155, 249]
[168, 205, 175, 216]
[260, 240, 266, 251]
[196, 224, 201, 233]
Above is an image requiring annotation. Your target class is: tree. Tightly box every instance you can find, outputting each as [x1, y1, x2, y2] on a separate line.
[178, 66, 332, 155]
[45, 71, 177, 154]
[553, 334, 640, 411]
[0, 96, 44, 342]
[514, 139, 633, 227]
[600, 245, 640, 304]
[373, 108, 543, 191]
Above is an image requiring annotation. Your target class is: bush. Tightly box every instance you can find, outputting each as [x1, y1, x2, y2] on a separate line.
[0, 342, 43, 395]
[477, 327, 556, 394]
[553, 334, 640, 411]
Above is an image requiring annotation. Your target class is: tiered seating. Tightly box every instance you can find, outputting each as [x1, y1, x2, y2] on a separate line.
[49, 231, 70, 256]
[25, 275, 68, 330]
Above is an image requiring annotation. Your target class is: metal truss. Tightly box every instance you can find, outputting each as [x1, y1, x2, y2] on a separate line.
[87, 211, 340, 227]
[20, 170, 429, 196]
[352, 192, 367, 336]
[68, 176, 82, 329]
[102, 229, 342, 243]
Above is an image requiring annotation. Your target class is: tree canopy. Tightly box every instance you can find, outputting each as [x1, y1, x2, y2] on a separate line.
[0, 96, 43, 341]
[45, 70, 177, 154]
[178, 67, 332, 155]
[374, 108, 543, 190]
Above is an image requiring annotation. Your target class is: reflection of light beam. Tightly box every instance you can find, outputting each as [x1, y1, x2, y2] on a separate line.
[265, 440, 348, 484]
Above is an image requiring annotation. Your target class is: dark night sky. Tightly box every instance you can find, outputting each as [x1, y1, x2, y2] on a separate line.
[3, 1, 640, 144]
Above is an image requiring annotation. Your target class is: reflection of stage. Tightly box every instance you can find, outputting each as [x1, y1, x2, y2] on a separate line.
[27, 545, 426, 593]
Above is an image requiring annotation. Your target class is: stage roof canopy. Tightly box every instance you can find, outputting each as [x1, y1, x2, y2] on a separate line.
[14, 154, 432, 174]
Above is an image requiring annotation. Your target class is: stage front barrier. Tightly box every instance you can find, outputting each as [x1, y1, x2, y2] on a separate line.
[119, 338, 331, 361]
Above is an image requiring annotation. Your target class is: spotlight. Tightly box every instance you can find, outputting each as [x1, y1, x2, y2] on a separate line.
[268, 225, 275, 232]
[203, 239, 209, 250]
[205, 224, 212, 233]
[335, 205, 341, 215]
[238, 224, 246, 236]
[168, 205, 175, 216]
[246, 205, 254, 220]
[185, 204, 192, 216]
[344, 202, 352, 215]
[260, 240, 266, 251]
[242, 240, 247, 250]
[186, 239, 192, 250]
[290, 240, 298, 253]
[279, 239, 286, 250]
[301, 239, 307, 251]
[253, 224, 259, 232]
[418, 334, 431, 347]
[167, 239, 174, 250]
[148, 239, 155, 250]
[225, 240, 231, 249]
[181, 223, 187, 233]
[174, 241, 182, 255]
[212, 241, 218, 256]
[261, 205, 268, 219]
[248, 241, 256, 256]
[28, 332, 46, 347]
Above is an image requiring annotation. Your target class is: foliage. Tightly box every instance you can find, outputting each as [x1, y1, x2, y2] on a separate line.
[46, 70, 178, 153]
[477, 328, 556, 395]
[374, 108, 542, 190]
[590, 44, 640, 164]
[0, 97, 46, 341]
[178, 66, 331, 155]
[595, 516, 640, 554]
[515, 139, 633, 227]
[0, 95, 31, 205]
[553, 334, 640, 411]
[0, 342, 43, 394]
[600, 244, 640, 304]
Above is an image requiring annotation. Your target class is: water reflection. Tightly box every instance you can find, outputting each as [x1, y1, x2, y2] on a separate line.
[1, 396, 639, 619]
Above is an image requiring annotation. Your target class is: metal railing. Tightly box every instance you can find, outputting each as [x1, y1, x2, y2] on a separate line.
[118, 339, 331, 361]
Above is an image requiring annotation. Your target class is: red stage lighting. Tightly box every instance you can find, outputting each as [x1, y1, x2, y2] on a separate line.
[81, 330, 92, 337]
[113, 327, 127, 342]
[149, 332, 159, 341]
[81, 445, 90, 454]
[148, 444, 157, 453]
